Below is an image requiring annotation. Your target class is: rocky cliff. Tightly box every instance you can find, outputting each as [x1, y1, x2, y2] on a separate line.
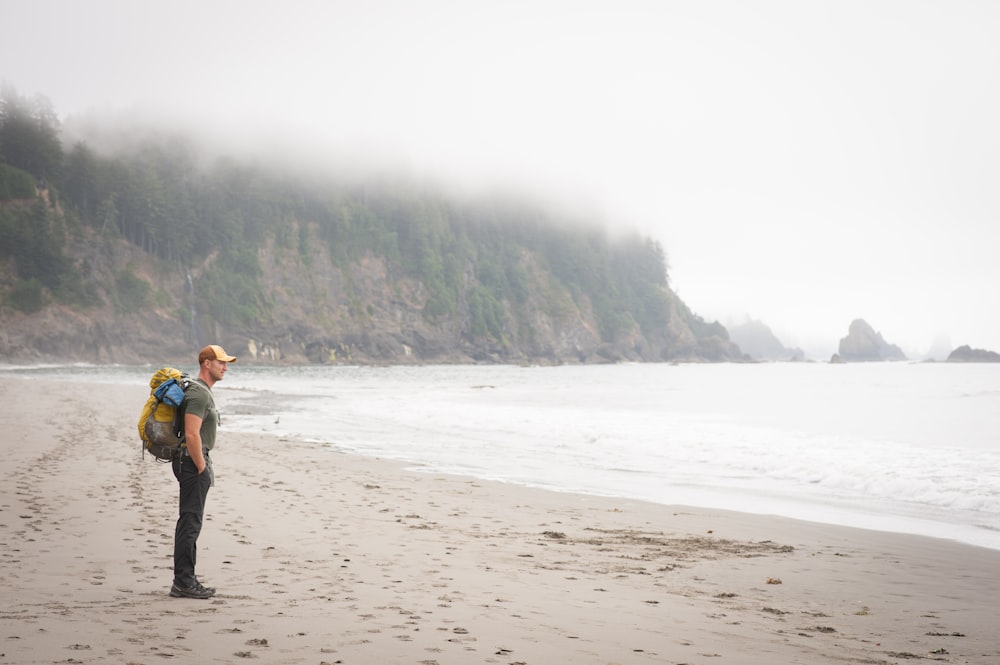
[835, 319, 907, 362]
[0, 223, 744, 366]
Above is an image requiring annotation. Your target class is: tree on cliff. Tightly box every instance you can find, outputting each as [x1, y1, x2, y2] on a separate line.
[0, 85, 63, 183]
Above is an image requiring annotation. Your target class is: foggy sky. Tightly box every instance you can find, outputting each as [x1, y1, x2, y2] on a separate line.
[3, 0, 999, 358]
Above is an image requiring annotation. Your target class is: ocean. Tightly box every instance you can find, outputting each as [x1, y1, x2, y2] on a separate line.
[7, 361, 999, 550]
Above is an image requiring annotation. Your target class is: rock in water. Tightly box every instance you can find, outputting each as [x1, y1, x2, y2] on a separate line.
[837, 319, 907, 362]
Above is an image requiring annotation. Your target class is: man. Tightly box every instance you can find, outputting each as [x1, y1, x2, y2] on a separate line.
[170, 344, 237, 599]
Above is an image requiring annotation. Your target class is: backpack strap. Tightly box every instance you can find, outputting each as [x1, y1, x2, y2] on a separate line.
[172, 377, 195, 445]
[173, 393, 188, 444]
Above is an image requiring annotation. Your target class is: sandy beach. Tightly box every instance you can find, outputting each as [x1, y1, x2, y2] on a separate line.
[1, 376, 998, 665]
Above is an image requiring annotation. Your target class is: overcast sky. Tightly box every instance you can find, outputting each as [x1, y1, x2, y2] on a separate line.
[3, 0, 998, 358]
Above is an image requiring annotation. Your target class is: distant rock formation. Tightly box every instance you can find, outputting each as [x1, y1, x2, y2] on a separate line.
[923, 334, 953, 361]
[837, 319, 907, 362]
[727, 318, 804, 361]
[946, 345, 1000, 362]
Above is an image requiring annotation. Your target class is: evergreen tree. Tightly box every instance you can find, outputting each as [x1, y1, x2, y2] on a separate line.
[0, 85, 63, 182]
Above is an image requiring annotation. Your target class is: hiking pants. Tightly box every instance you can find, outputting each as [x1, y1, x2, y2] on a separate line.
[172, 455, 212, 587]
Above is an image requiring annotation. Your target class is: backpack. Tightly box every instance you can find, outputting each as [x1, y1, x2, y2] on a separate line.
[138, 367, 191, 461]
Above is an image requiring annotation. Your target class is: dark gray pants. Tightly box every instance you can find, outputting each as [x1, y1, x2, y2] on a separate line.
[172, 456, 212, 588]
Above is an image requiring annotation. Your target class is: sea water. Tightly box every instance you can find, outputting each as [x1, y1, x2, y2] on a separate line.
[6, 361, 999, 550]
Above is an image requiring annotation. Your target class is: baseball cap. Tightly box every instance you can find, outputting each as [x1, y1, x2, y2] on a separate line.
[198, 344, 238, 364]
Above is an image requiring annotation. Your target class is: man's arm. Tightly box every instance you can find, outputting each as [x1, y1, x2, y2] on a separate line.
[184, 412, 207, 473]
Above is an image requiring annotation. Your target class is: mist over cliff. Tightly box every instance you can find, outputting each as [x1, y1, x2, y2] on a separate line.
[0, 89, 743, 365]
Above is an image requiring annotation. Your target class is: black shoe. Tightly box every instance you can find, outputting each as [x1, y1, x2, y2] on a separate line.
[169, 582, 216, 599]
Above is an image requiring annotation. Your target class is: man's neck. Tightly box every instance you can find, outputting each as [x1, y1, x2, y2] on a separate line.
[197, 370, 216, 389]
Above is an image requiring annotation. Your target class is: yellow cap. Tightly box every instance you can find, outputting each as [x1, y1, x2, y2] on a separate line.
[198, 344, 237, 364]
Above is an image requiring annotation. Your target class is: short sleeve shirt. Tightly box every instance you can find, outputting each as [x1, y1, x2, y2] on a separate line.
[185, 379, 219, 452]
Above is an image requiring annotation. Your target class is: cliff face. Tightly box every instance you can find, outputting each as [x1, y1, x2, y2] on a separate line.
[836, 319, 907, 362]
[0, 226, 743, 366]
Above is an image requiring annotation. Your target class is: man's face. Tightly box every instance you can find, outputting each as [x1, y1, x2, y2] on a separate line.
[206, 359, 228, 382]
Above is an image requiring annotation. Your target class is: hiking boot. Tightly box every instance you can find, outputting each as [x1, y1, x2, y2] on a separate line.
[169, 582, 216, 599]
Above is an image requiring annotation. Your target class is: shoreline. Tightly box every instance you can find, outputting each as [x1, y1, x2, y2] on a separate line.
[214, 368, 1000, 554]
[2, 376, 999, 664]
[316, 459, 1000, 555]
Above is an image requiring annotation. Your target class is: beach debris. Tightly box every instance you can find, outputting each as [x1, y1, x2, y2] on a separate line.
[573, 527, 793, 563]
[762, 607, 788, 615]
[542, 530, 567, 539]
[766, 577, 783, 585]
[245, 638, 268, 647]
[926, 631, 965, 637]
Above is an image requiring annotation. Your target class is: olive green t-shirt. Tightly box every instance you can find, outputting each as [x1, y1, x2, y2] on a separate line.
[185, 379, 219, 452]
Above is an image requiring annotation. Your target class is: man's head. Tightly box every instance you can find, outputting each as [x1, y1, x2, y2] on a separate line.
[198, 344, 237, 385]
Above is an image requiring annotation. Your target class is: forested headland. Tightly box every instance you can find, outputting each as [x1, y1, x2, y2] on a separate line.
[0, 86, 744, 365]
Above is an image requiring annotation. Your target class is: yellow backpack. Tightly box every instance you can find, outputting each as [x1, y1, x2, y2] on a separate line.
[137, 367, 190, 461]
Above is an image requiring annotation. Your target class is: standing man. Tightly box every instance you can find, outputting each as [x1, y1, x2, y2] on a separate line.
[170, 344, 237, 599]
